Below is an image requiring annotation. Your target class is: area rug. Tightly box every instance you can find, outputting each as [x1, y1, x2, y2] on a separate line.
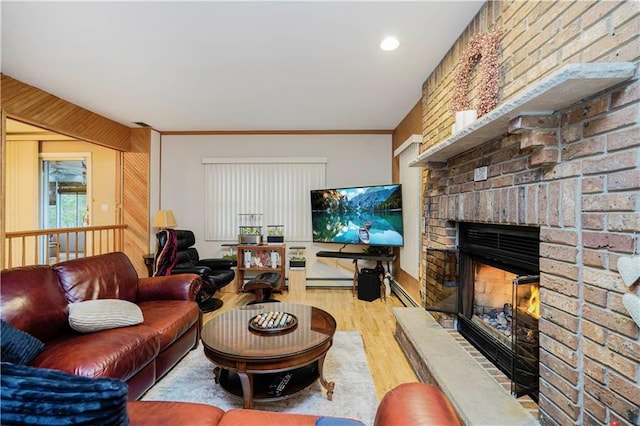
[142, 331, 379, 425]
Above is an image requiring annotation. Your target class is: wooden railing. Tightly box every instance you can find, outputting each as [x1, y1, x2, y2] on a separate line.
[3, 225, 127, 269]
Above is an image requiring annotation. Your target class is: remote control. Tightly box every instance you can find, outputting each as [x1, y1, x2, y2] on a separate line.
[268, 372, 293, 396]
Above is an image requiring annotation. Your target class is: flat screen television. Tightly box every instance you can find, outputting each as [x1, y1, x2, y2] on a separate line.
[310, 184, 404, 247]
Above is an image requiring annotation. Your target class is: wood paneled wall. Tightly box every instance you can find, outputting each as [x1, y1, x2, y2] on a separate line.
[1, 74, 131, 151]
[123, 128, 152, 276]
[392, 101, 423, 156]
[1, 110, 6, 266]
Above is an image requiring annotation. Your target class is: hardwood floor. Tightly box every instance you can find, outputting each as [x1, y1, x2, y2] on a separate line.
[203, 288, 419, 400]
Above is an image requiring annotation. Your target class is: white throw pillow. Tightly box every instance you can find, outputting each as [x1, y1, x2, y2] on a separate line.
[68, 299, 144, 333]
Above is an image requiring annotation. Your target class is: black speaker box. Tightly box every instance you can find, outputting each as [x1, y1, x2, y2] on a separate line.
[357, 268, 381, 302]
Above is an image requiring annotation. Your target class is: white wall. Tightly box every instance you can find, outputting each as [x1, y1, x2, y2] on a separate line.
[159, 133, 392, 281]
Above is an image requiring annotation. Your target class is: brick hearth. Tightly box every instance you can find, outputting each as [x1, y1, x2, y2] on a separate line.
[394, 308, 539, 425]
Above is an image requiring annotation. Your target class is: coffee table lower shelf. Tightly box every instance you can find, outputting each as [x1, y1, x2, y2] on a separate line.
[214, 362, 319, 403]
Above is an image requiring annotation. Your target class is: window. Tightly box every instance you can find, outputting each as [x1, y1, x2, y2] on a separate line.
[42, 159, 89, 228]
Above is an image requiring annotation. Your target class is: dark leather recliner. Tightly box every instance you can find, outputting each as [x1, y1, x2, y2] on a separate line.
[156, 229, 235, 312]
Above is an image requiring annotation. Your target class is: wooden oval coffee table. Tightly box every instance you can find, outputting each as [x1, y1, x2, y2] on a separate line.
[201, 302, 337, 409]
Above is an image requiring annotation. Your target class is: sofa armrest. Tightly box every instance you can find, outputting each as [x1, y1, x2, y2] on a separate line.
[172, 265, 211, 276]
[374, 383, 462, 426]
[128, 401, 225, 426]
[136, 274, 202, 302]
[199, 258, 235, 270]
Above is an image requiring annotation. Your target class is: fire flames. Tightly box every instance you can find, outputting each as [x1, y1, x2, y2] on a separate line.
[527, 285, 540, 319]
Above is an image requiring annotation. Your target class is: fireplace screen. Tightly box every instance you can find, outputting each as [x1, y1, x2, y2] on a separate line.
[512, 275, 540, 398]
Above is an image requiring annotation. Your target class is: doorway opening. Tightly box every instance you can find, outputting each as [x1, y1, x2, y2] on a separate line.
[41, 154, 91, 262]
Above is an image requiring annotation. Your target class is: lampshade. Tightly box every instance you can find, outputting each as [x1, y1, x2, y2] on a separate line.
[152, 210, 177, 228]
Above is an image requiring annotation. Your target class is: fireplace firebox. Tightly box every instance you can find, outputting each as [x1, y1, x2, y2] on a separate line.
[426, 223, 540, 401]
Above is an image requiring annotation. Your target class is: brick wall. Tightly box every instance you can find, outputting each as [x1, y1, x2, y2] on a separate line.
[418, 1, 639, 425]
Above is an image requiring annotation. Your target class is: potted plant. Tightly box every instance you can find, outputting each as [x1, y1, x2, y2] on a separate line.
[238, 213, 263, 245]
[289, 255, 306, 268]
[222, 253, 237, 261]
[288, 246, 306, 268]
[266, 225, 284, 244]
[221, 252, 237, 268]
[239, 226, 263, 245]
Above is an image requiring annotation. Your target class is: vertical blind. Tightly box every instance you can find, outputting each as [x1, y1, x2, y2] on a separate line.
[202, 158, 326, 241]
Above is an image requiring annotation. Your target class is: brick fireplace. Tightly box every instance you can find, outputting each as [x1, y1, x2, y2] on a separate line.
[390, 2, 640, 424]
[415, 63, 639, 425]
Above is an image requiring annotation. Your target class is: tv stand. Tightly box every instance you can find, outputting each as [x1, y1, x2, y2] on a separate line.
[315, 250, 394, 299]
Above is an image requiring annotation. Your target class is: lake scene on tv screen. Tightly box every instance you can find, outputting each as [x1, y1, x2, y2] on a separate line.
[311, 184, 404, 247]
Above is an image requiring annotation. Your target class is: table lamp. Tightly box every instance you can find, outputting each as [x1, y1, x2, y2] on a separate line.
[152, 210, 177, 229]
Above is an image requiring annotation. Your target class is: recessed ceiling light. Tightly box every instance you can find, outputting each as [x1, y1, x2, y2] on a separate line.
[380, 36, 399, 51]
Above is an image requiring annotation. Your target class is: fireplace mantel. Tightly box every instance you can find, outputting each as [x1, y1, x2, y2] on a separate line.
[410, 62, 636, 166]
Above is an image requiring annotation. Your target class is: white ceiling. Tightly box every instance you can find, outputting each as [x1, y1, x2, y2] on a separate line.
[1, 1, 484, 132]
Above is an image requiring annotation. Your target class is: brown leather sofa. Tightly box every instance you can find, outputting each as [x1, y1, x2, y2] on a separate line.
[0, 252, 202, 400]
[127, 382, 463, 425]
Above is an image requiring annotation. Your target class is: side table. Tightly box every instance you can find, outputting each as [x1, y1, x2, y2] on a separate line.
[143, 253, 155, 277]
